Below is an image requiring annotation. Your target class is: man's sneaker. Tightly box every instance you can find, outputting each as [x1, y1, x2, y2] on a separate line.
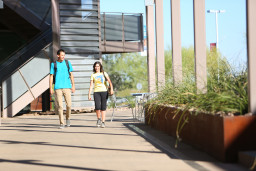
[96, 119, 101, 127]
[101, 122, 105, 128]
[59, 124, 65, 129]
[66, 119, 71, 127]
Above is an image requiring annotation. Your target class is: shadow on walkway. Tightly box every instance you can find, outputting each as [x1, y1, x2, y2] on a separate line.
[0, 110, 248, 171]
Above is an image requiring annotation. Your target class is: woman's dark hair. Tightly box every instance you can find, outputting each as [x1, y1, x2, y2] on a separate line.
[93, 61, 104, 73]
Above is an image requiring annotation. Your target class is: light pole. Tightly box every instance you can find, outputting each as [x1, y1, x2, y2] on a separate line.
[207, 9, 225, 49]
[207, 10, 225, 81]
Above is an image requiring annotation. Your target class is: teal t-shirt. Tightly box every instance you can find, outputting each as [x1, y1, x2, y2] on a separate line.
[50, 60, 74, 90]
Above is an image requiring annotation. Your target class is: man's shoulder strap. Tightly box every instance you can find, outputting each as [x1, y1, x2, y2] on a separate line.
[53, 60, 70, 73]
[53, 61, 57, 73]
[65, 60, 70, 72]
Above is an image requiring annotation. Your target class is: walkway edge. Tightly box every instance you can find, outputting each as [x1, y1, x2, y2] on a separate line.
[127, 124, 210, 171]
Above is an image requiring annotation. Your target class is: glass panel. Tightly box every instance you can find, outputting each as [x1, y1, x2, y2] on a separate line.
[20, 0, 51, 24]
[2, 72, 28, 108]
[82, 0, 94, 20]
[20, 52, 50, 88]
[124, 15, 141, 41]
[82, 0, 93, 4]
[3, 49, 50, 108]
[101, 14, 143, 41]
[45, 7, 52, 24]
[44, 45, 53, 61]
[105, 14, 123, 41]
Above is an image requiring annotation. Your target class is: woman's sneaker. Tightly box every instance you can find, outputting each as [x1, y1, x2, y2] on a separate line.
[101, 122, 105, 128]
[96, 119, 101, 127]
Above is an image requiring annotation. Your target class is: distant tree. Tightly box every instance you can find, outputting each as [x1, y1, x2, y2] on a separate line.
[103, 47, 227, 96]
[165, 46, 195, 83]
[102, 53, 147, 95]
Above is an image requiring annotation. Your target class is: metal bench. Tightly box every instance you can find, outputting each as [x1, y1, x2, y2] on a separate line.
[110, 95, 134, 122]
[131, 92, 158, 122]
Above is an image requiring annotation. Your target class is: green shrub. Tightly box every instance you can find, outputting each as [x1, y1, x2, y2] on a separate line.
[151, 49, 248, 115]
[148, 50, 248, 146]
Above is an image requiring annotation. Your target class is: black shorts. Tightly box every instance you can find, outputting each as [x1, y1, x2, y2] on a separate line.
[93, 91, 108, 110]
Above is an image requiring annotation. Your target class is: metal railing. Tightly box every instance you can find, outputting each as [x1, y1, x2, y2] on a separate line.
[132, 93, 157, 123]
[110, 95, 134, 122]
[101, 12, 143, 42]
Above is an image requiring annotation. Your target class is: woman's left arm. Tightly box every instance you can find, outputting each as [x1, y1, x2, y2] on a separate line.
[106, 75, 114, 95]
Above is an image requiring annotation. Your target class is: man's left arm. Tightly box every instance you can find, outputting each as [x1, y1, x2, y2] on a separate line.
[68, 61, 75, 93]
[70, 72, 75, 93]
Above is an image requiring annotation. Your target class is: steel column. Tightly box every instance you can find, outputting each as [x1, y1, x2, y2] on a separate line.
[193, 0, 207, 93]
[51, 0, 60, 61]
[171, 0, 182, 85]
[155, 0, 165, 88]
[146, 5, 156, 93]
[247, 0, 256, 114]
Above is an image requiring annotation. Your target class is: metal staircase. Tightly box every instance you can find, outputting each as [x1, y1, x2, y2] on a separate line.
[0, 0, 52, 117]
[1, 43, 52, 117]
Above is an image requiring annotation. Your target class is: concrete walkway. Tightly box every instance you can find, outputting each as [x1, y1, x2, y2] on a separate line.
[0, 109, 248, 171]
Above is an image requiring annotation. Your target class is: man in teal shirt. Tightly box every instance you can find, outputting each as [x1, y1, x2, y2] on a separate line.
[50, 49, 75, 129]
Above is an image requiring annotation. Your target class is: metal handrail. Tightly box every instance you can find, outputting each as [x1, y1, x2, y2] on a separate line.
[101, 12, 143, 15]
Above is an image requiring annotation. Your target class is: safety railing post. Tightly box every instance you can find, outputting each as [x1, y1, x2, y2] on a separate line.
[104, 12, 106, 52]
[122, 13, 125, 51]
[140, 13, 144, 51]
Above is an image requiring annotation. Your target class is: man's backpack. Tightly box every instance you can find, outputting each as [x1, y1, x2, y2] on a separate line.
[52, 60, 70, 84]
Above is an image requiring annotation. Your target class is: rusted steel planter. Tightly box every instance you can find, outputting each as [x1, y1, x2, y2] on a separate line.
[145, 105, 256, 162]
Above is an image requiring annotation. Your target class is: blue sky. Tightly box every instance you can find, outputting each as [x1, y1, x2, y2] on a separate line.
[100, 0, 247, 66]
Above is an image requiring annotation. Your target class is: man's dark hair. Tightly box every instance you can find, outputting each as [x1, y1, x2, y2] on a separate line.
[57, 49, 65, 55]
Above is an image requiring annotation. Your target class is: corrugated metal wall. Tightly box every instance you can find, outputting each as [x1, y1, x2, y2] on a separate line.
[59, 0, 100, 109]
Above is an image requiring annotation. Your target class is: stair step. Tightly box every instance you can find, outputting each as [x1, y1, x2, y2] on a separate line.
[238, 151, 256, 170]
